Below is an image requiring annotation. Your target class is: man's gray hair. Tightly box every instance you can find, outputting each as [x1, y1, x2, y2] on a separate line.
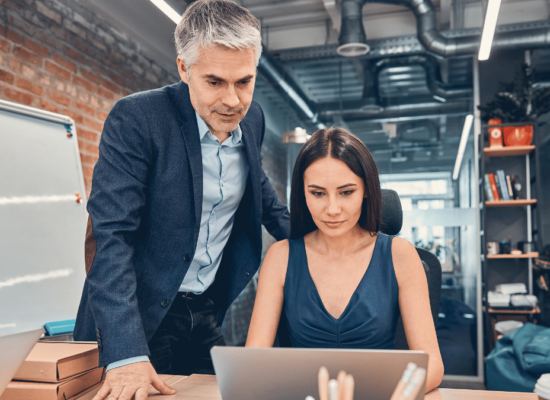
[175, 0, 262, 69]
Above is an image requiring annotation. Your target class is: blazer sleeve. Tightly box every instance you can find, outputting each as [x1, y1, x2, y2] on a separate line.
[85, 97, 153, 366]
[257, 106, 291, 241]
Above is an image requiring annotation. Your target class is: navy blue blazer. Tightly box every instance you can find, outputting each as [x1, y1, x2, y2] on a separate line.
[73, 81, 290, 367]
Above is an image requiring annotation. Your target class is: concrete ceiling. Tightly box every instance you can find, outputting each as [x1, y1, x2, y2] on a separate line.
[80, 0, 550, 66]
[80, 0, 184, 69]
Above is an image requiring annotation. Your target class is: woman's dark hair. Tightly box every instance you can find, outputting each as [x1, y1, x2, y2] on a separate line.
[290, 127, 382, 239]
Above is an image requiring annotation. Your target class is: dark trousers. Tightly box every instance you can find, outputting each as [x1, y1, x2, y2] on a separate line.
[148, 292, 226, 375]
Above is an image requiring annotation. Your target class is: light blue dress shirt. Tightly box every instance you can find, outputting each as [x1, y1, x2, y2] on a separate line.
[179, 113, 249, 293]
[106, 112, 249, 371]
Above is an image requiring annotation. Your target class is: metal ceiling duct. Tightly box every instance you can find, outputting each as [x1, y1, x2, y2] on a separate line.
[338, 0, 550, 57]
[337, 0, 370, 56]
[257, 52, 324, 129]
[319, 100, 470, 121]
[371, 55, 471, 101]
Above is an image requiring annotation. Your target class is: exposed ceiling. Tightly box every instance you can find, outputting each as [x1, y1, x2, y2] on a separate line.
[79, 0, 550, 174]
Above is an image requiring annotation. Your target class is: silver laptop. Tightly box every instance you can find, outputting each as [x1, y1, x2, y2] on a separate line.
[211, 347, 428, 400]
[0, 329, 44, 396]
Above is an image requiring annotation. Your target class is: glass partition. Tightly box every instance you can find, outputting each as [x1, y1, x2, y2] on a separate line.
[379, 137, 481, 380]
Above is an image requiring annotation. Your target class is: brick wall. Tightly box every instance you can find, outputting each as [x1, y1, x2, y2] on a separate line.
[0, 0, 179, 195]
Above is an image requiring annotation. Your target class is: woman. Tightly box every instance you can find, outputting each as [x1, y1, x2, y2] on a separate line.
[245, 127, 444, 392]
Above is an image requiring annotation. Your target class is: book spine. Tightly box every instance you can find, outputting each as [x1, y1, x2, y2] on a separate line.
[506, 175, 514, 198]
[488, 173, 500, 201]
[494, 173, 504, 200]
[484, 174, 494, 202]
[497, 170, 510, 200]
[510, 175, 520, 200]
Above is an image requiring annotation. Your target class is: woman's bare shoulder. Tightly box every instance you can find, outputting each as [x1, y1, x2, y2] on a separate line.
[391, 236, 418, 257]
[266, 239, 290, 258]
[390, 236, 424, 282]
[260, 239, 290, 284]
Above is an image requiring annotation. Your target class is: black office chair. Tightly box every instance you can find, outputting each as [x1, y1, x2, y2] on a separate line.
[276, 189, 442, 348]
[380, 189, 442, 350]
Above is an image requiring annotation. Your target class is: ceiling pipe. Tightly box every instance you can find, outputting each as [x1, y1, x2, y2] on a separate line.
[370, 55, 472, 102]
[319, 100, 470, 119]
[257, 51, 324, 129]
[257, 38, 471, 128]
[337, 0, 370, 56]
[397, 120, 440, 141]
[338, 0, 550, 57]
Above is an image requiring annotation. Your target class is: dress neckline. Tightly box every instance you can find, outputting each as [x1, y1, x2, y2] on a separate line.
[301, 234, 380, 322]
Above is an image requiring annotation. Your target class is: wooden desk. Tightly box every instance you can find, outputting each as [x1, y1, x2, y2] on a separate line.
[77, 374, 537, 400]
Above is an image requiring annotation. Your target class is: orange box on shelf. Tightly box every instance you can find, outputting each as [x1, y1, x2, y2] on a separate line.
[0, 367, 104, 400]
[503, 125, 533, 146]
[488, 119, 503, 148]
[12, 342, 99, 383]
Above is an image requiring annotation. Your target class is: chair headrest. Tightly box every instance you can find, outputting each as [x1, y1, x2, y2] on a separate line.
[380, 189, 402, 236]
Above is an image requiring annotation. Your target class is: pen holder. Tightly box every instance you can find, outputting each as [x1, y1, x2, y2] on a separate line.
[500, 240, 511, 254]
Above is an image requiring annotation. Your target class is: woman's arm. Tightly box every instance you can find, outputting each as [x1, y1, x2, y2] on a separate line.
[392, 237, 445, 392]
[245, 240, 289, 347]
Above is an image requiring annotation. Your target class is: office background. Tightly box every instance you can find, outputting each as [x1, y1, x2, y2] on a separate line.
[1, 0, 550, 390]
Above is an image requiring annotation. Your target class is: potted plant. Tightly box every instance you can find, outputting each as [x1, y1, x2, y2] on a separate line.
[478, 63, 550, 146]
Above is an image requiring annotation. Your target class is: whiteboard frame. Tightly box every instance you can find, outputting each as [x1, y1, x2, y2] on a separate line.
[0, 99, 88, 206]
[0, 99, 73, 125]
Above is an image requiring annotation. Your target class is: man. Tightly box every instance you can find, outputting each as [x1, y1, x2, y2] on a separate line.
[73, 1, 290, 399]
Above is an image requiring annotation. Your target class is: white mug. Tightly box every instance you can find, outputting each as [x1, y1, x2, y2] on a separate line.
[487, 242, 498, 255]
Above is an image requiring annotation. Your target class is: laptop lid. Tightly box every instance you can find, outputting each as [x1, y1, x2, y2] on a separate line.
[0, 329, 44, 396]
[212, 347, 428, 400]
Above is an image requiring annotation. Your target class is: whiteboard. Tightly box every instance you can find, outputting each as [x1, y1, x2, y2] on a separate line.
[0, 100, 88, 337]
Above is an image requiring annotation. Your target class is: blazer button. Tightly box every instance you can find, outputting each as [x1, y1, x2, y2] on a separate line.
[161, 299, 169, 308]
[184, 254, 192, 262]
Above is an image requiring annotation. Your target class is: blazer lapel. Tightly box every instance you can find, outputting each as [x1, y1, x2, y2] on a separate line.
[240, 118, 262, 236]
[175, 82, 203, 233]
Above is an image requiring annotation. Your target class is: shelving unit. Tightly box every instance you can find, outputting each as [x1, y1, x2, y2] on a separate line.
[479, 122, 539, 351]
[488, 307, 540, 315]
[480, 122, 537, 294]
[486, 252, 539, 259]
[483, 145, 535, 157]
[485, 200, 537, 207]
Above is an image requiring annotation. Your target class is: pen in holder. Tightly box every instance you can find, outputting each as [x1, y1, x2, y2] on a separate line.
[306, 367, 354, 400]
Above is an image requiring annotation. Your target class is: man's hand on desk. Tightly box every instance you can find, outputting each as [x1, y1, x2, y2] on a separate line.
[92, 361, 176, 400]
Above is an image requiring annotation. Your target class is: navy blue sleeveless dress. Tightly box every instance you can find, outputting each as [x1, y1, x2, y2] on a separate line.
[283, 233, 400, 349]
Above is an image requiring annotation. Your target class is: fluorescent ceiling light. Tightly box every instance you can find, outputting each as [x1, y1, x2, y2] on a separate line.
[478, 0, 502, 61]
[149, 0, 181, 24]
[453, 114, 474, 180]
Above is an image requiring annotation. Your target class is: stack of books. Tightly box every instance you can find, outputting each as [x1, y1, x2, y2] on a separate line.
[0, 342, 104, 400]
[483, 170, 519, 201]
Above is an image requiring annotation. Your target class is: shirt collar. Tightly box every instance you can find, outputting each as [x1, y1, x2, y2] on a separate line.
[195, 112, 243, 145]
